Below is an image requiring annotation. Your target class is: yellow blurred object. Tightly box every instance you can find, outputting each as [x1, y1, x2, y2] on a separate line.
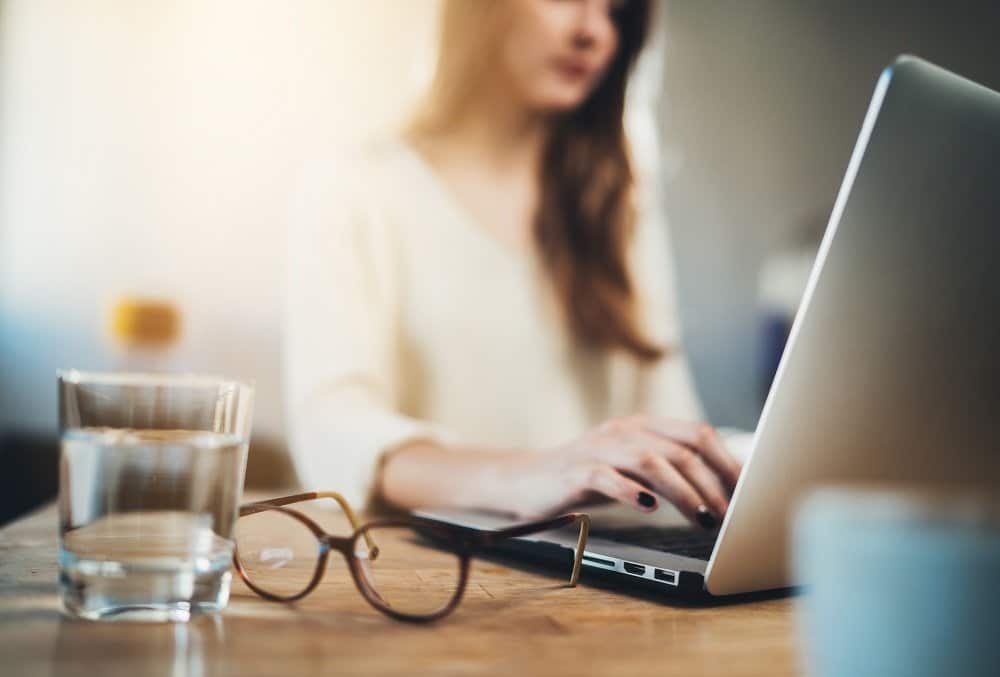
[110, 298, 181, 347]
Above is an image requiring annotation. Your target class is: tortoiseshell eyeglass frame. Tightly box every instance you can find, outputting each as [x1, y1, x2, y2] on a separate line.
[232, 490, 591, 623]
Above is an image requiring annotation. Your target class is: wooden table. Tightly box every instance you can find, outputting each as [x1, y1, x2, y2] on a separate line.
[0, 501, 801, 676]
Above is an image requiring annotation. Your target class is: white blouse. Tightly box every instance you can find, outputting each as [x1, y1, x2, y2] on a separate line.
[284, 140, 704, 506]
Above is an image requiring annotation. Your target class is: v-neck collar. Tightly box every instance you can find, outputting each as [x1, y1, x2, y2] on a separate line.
[396, 141, 536, 261]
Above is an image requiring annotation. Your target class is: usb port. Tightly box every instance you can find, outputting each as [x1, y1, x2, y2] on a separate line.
[622, 562, 646, 576]
[654, 568, 677, 584]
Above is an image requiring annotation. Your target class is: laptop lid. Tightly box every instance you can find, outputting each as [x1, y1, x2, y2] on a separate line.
[706, 56, 1000, 595]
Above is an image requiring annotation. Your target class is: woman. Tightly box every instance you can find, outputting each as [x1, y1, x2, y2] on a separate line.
[285, 0, 742, 528]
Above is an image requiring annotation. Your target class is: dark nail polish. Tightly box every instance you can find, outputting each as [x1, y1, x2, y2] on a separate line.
[696, 505, 718, 530]
[637, 491, 657, 508]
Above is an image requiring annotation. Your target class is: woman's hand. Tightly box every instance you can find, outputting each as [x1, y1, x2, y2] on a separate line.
[511, 415, 743, 528]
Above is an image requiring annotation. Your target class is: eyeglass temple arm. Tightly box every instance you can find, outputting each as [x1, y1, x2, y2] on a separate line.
[312, 491, 380, 557]
[475, 513, 591, 586]
[240, 490, 380, 558]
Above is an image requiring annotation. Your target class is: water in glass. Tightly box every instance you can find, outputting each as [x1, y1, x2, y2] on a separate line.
[59, 428, 245, 622]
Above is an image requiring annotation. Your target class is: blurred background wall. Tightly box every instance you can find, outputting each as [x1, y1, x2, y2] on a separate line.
[0, 0, 441, 491]
[2, 1, 1000, 517]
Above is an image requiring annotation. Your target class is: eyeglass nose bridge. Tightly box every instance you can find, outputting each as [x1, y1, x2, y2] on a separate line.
[320, 534, 353, 554]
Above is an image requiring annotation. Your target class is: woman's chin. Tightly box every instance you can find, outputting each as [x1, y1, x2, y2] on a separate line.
[524, 88, 592, 115]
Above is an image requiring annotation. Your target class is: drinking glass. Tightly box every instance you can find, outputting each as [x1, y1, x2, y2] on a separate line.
[57, 370, 254, 622]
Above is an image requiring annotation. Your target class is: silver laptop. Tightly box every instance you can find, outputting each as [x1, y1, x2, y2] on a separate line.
[416, 55, 1000, 599]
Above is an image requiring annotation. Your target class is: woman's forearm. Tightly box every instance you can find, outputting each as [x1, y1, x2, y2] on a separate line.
[379, 441, 541, 514]
[378, 415, 744, 523]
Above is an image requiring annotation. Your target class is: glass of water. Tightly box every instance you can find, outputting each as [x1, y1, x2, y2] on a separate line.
[57, 371, 254, 622]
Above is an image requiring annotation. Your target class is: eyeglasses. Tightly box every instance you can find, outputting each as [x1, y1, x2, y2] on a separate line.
[232, 490, 591, 623]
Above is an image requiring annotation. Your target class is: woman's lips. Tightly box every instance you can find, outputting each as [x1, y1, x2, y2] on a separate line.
[554, 60, 593, 82]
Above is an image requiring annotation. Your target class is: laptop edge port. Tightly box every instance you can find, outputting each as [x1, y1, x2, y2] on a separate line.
[622, 562, 646, 576]
[581, 553, 616, 569]
[654, 568, 678, 585]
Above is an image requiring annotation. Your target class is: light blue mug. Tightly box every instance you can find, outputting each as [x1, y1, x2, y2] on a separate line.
[794, 486, 1000, 677]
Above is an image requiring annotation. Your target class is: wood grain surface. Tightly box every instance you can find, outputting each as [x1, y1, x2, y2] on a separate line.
[0, 498, 802, 677]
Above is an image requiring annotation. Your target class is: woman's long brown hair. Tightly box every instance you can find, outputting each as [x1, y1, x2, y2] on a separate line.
[411, 0, 661, 362]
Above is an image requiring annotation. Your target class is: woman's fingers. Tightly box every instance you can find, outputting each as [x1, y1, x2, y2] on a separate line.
[605, 430, 730, 518]
[630, 451, 713, 527]
[639, 418, 743, 489]
[560, 416, 743, 526]
[584, 464, 660, 513]
[601, 430, 729, 527]
[661, 442, 730, 519]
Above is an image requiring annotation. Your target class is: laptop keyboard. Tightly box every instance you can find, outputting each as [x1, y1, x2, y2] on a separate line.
[589, 526, 718, 560]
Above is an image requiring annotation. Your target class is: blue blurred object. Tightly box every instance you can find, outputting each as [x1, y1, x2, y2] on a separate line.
[760, 311, 791, 401]
[757, 247, 817, 401]
[794, 487, 1000, 677]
